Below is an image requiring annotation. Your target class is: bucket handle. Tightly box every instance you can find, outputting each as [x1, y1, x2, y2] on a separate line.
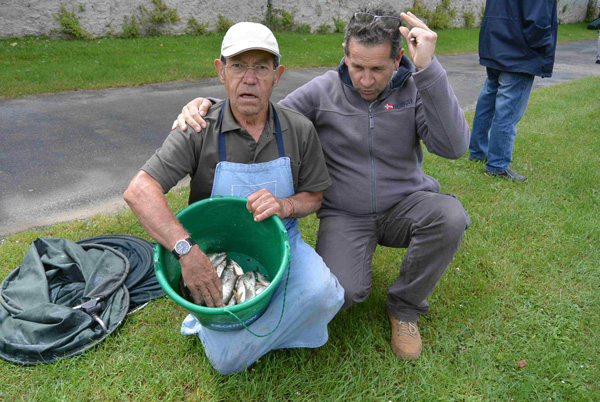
[224, 261, 291, 337]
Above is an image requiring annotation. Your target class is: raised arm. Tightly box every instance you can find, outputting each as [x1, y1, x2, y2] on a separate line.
[123, 171, 223, 307]
[400, 12, 469, 158]
[412, 58, 469, 159]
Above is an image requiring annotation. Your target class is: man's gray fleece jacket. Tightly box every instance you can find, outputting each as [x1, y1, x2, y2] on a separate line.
[280, 56, 470, 218]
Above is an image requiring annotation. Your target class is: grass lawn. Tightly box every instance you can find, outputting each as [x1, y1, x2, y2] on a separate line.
[0, 73, 598, 400]
[0, 22, 597, 98]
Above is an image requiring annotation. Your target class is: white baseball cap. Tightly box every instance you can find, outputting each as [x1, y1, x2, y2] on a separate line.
[221, 22, 281, 60]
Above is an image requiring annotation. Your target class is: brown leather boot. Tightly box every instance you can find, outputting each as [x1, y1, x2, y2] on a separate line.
[387, 309, 422, 360]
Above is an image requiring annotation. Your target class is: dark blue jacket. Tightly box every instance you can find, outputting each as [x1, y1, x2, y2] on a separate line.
[479, 0, 558, 77]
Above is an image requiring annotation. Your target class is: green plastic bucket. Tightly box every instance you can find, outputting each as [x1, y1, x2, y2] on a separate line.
[154, 196, 290, 332]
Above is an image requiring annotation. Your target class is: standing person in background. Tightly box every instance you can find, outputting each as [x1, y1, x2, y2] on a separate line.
[596, 29, 600, 64]
[469, 1, 558, 182]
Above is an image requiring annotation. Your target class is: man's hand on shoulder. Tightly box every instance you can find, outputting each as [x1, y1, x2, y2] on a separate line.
[171, 97, 213, 133]
[399, 12, 437, 71]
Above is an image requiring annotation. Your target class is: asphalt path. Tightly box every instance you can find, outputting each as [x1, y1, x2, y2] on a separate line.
[1, 40, 598, 236]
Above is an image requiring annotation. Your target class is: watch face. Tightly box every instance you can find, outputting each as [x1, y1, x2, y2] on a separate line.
[175, 240, 191, 255]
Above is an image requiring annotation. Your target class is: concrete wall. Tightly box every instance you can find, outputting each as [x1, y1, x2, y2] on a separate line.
[0, 0, 597, 39]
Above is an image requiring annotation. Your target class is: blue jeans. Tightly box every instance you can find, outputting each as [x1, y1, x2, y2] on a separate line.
[469, 67, 535, 172]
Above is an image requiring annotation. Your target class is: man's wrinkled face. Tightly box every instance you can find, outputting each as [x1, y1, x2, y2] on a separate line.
[215, 50, 284, 119]
[344, 39, 403, 103]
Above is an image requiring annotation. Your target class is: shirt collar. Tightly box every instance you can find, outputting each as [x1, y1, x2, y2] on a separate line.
[220, 100, 284, 136]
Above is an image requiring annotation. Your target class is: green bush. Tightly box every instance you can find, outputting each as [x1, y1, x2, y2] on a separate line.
[585, 0, 599, 22]
[295, 23, 311, 34]
[333, 16, 346, 33]
[216, 14, 234, 32]
[407, 0, 433, 23]
[408, 0, 456, 29]
[54, 3, 92, 39]
[140, 0, 180, 36]
[121, 15, 140, 38]
[264, 6, 314, 33]
[462, 11, 476, 28]
[316, 23, 332, 34]
[185, 16, 208, 36]
[265, 7, 295, 32]
[430, 0, 456, 29]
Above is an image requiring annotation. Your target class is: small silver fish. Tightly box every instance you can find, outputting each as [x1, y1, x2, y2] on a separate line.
[233, 271, 256, 303]
[255, 284, 266, 296]
[215, 260, 227, 278]
[233, 275, 247, 304]
[256, 272, 270, 287]
[208, 252, 227, 267]
[229, 259, 244, 276]
[243, 272, 257, 300]
[221, 261, 239, 305]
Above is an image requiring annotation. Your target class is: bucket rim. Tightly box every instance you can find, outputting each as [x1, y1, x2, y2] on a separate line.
[154, 196, 291, 316]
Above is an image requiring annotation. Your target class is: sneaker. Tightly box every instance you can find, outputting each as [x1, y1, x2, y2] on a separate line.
[387, 309, 422, 360]
[596, 60, 600, 64]
[485, 168, 528, 182]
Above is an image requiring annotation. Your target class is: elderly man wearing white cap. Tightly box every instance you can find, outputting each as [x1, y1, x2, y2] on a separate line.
[124, 22, 344, 374]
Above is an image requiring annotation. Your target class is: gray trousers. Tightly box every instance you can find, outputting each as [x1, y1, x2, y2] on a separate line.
[316, 191, 470, 322]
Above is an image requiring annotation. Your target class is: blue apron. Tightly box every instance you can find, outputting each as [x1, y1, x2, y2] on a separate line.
[181, 102, 344, 374]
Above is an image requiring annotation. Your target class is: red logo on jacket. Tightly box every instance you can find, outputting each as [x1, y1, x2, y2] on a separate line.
[384, 104, 394, 110]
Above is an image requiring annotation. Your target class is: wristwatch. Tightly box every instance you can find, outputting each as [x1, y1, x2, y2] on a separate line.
[172, 237, 196, 260]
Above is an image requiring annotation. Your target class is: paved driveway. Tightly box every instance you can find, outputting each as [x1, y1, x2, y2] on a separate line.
[1, 40, 598, 235]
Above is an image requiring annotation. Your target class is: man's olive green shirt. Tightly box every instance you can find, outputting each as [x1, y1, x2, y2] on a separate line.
[142, 100, 331, 204]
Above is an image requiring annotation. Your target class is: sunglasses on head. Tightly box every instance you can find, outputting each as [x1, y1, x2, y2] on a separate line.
[352, 12, 402, 30]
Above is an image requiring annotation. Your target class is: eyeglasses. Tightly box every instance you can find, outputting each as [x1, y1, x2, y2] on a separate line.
[352, 12, 402, 30]
[226, 63, 274, 79]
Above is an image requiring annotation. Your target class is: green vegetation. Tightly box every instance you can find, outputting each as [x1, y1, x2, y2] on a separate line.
[462, 11, 476, 28]
[265, 6, 295, 32]
[53, 3, 92, 39]
[120, 15, 141, 39]
[332, 15, 346, 33]
[216, 14, 234, 32]
[407, 0, 456, 29]
[294, 23, 311, 34]
[264, 6, 312, 33]
[0, 23, 596, 98]
[586, 0, 599, 22]
[185, 16, 209, 36]
[139, 0, 180, 36]
[430, 0, 457, 29]
[316, 23, 332, 34]
[1, 76, 598, 401]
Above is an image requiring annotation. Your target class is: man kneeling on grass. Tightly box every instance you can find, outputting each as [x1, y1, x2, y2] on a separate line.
[173, 4, 470, 361]
[124, 22, 344, 374]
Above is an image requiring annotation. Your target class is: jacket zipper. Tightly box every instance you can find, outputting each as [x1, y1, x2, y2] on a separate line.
[368, 103, 376, 214]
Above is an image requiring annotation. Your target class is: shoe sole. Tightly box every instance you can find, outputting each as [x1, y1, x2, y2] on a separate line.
[391, 343, 422, 360]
